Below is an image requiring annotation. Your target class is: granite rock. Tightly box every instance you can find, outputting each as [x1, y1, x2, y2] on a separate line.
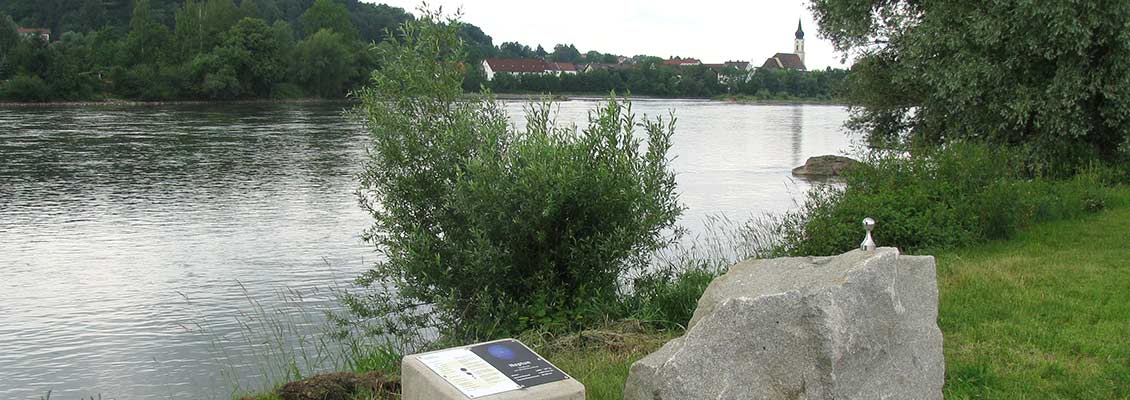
[792, 155, 860, 177]
[624, 248, 944, 400]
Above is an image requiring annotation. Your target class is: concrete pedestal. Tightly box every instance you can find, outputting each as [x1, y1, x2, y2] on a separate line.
[402, 339, 585, 400]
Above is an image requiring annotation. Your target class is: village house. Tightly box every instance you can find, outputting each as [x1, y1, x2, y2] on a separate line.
[17, 28, 51, 42]
[482, 59, 578, 81]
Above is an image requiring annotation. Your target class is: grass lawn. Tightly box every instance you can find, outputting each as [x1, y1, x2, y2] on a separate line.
[548, 192, 1130, 400]
[937, 200, 1130, 399]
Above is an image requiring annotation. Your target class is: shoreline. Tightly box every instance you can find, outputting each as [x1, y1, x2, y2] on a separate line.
[0, 94, 846, 107]
[0, 97, 356, 108]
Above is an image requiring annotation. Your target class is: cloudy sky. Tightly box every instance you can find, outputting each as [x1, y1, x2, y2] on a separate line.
[365, 0, 851, 70]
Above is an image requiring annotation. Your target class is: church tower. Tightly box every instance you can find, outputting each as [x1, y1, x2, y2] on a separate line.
[795, 19, 806, 64]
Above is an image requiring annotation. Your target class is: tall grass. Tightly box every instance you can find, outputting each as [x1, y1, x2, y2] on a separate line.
[183, 279, 403, 399]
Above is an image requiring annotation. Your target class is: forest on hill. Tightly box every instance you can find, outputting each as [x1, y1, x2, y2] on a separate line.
[0, 0, 846, 101]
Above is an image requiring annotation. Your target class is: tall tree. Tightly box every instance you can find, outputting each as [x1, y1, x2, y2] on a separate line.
[498, 42, 533, 59]
[458, 24, 494, 62]
[810, 0, 1130, 170]
[0, 13, 19, 79]
[126, 0, 171, 64]
[290, 28, 354, 97]
[548, 44, 581, 63]
[299, 0, 357, 40]
[217, 17, 283, 96]
[238, 0, 260, 19]
[175, 0, 239, 60]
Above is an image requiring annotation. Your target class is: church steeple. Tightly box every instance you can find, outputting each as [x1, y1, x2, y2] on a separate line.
[794, 19, 806, 64]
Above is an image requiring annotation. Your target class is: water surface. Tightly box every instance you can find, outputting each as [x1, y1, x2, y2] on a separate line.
[0, 100, 853, 399]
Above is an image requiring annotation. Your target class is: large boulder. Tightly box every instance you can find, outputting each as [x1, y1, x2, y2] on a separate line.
[792, 155, 860, 177]
[624, 248, 944, 400]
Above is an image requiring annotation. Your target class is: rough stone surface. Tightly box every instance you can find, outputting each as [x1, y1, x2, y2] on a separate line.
[792, 155, 860, 177]
[624, 248, 944, 400]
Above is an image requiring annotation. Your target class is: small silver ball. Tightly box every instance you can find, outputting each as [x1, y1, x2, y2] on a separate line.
[863, 217, 876, 230]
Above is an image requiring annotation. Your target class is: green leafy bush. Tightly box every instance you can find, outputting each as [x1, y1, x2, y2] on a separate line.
[0, 74, 50, 101]
[778, 144, 1115, 256]
[348, 12, 682, 342]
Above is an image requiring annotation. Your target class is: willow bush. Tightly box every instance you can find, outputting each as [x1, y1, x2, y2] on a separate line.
[346, 11, 682, 343]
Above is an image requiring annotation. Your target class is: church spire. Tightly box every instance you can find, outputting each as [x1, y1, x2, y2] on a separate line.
[794, 19, 806, 64]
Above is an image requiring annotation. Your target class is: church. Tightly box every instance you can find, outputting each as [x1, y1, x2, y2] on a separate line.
[759, 20, 808, 71]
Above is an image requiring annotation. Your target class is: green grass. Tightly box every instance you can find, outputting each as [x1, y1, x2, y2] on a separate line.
[535, 329, 675, 400]
[937, 189, 1130, 399]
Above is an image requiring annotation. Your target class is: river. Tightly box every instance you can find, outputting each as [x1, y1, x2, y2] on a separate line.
[0, 99, 854, 399]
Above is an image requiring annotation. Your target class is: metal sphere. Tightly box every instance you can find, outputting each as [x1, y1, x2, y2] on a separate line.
[863, 217, 876, 231]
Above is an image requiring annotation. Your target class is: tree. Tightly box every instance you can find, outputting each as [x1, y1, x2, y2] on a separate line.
[810, 0, 1130, 171]
[126, 0, 172, 64]
[353, 10, 682, 341]
[349, 2, 411, 43]
[175, 0, 240, 60]
[238, 0, 259, 19]
[458, 23, 494, 62]
[299, 0, 357, 40]
[548, 43, 580, 63]
[0, 13, 19, 79]
[216, 17, 283, 97]
[290, 28, 354, 97]
[498, 41, 533, 59]
[46, 32, 101, 100]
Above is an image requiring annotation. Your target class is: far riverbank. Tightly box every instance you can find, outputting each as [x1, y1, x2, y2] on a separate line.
[0, 94, 846, 108]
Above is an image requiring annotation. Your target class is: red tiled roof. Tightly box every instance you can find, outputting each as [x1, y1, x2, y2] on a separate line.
[548, 62, 577, 72]
[761, 53, 806, 71]
[484, 58, 550, 73]
[663, 59, 701, 66]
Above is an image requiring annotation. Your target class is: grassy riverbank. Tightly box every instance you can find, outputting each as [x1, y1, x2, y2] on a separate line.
[562, 188, 1130, 399]
[242, 187, 1129, 400]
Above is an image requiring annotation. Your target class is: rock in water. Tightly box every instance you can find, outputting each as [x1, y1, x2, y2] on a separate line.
[792, 155, 860, 177]
[623, 248, 944, 400]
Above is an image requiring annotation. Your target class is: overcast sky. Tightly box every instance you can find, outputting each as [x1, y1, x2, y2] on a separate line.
[364, 0, 851, 70]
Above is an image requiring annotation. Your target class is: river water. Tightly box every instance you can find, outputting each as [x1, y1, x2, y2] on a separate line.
[0, 99, 853, 399]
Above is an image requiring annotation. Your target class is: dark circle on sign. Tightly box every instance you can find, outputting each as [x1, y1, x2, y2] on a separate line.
[487, 344, 516, 360]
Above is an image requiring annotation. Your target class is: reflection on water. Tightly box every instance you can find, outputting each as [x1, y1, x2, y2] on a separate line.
[0, 100, 852, 399]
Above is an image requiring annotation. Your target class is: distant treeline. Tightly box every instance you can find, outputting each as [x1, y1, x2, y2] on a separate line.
[0, 0, 426, 101]
[0, 0, 847, 102]
[477, 64, 848, 99]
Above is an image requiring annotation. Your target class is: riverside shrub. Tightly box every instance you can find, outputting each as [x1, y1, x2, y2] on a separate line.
[349, 12, 682, 342]
[777, 144, 1113, 256]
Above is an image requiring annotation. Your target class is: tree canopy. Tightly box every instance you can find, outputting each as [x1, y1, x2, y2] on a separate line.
[811, 0, 1130, 170]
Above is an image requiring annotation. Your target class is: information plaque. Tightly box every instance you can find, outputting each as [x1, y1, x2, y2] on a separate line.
[417, 339, 569, 398]
[469, 340, 569, 388]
